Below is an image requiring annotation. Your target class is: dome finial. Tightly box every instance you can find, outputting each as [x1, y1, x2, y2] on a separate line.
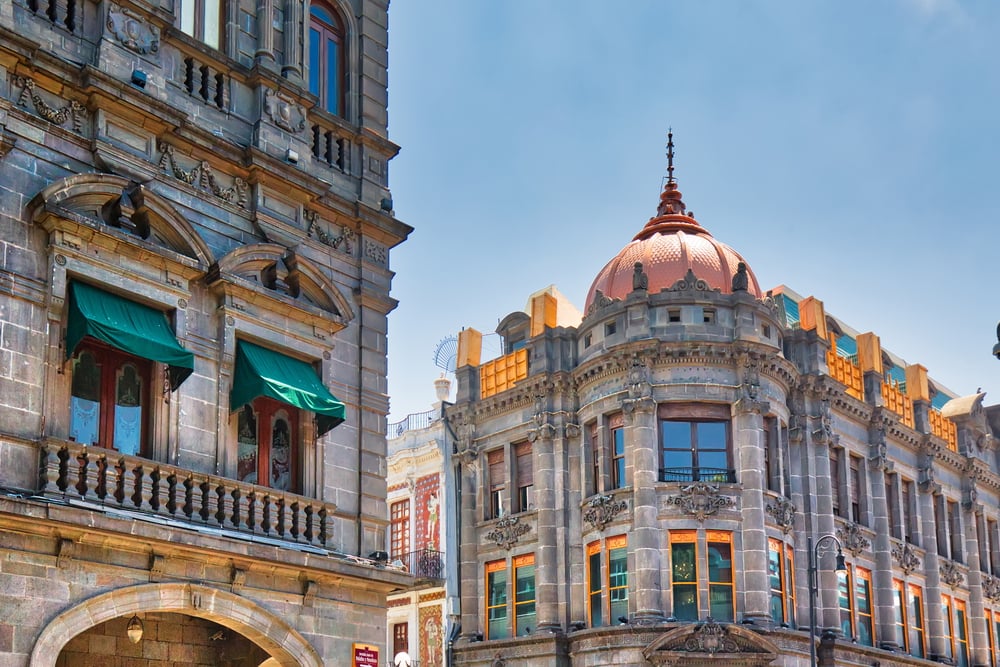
[666, 128, 675, 184]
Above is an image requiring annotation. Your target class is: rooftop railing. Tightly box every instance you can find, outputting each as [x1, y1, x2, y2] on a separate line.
[388, 408, 439, 438]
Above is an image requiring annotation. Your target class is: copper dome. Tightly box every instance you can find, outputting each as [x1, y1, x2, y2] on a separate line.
[584, 178, 761, 311]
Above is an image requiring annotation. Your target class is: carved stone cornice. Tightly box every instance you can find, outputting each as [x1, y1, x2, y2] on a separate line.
[583, 494, 628, 531]
[764, 498, 796, 534]
[837, 522, 871, 556]
[484, 516, 531, 551]
[665, 483, 736, 522]
[891, 542, 922, 575]
[940, 560, 965, 589]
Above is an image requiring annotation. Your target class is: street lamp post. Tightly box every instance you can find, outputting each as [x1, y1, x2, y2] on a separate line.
[808, 534, 847, 667]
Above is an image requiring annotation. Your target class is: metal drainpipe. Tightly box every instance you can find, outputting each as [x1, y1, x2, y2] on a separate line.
[354, 283, 364, 555]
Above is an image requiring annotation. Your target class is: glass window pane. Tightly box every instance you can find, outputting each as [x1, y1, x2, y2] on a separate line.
[696, 422, 727, 449]
[673, 585, 697, 621]
[309, 28, 321, 97]
[271, 415, 292, 491]
[709, 585, 734, 622]
[113, 364, 142, 456]
[708, 542, 732, 583]
[326, 38, 339, 114]
[237, 406, 258, 484]
[203, 0, 220, 49]
[515, 565, 535, 636]
[70, 352, 101, 446]
[672, 543, 696, 582]
[180, 0, 196, 37]
[662, 421, 691, 450]
[487, 570, 508, 640]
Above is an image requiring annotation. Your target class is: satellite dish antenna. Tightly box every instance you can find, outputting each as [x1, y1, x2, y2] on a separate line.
[432, 336, 458, 374]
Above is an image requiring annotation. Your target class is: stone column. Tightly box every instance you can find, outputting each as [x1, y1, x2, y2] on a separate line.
[530, 419, 560, 632]
[867, 433, 897, 650]
[254, 0, 276, 67]
[965, 496, 988, 667]
[919, 466, 946, 661]
[282, 0, 303, 81]
[456, 444, 480, 640]
[624, 395, 663, 622]
[805, 396, 841, 635]
[735, 395, 771, 624]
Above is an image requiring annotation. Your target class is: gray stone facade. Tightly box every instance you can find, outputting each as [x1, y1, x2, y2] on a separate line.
[0, 0, 410, 663]
[446, 178, 1000, 667]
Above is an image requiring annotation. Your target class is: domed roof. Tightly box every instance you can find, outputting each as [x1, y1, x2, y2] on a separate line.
[584, 163, 761, 311]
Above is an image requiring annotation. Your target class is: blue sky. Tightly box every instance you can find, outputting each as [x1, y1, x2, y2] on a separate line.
[383, 0, 999, 422]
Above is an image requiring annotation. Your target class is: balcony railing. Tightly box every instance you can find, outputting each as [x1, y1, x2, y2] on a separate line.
[659, 467, 736, 484]
[392, 548, 445, 581]
[387, 408, 438, 438]
[38, 440, 337, 548]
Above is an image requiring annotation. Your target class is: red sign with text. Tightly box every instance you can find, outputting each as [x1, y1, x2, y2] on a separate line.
[353, 643, 379, 667]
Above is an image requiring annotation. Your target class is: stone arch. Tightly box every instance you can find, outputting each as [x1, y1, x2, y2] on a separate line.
[213, 242, 354, 321]
[29, 583, 322, 667]
[29, 173, 214, 266]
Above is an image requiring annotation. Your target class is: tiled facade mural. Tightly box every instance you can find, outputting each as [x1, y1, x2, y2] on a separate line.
[415, 474, 441, 550]
[419, 602, 444, 667]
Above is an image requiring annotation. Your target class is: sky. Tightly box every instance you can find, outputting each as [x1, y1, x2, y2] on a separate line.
[383, 0, 1000, 423]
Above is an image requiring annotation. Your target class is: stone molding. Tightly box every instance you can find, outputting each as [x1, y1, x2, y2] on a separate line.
[940, 560, 965, 588]
[891, 541, 922, 575]
[304, 209, 354, 253]
[157, 142, 248, 208]
[264, 88, 307, 133]
[583, 494, 628, 531]
[837, 522, 871, 556]
[643, 619, 780, 667]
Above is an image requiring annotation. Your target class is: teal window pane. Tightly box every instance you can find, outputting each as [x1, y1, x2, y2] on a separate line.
[673, 585, 697, 621]
[325, 38, 339, 114]
[709, 585, 734, 622]
[672, 543, 696, 582]
[309, 28, 321, 97]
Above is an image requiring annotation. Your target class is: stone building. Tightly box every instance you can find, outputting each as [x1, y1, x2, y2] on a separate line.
[446, 149, 1000, 667]
[384, 376, 458, 667]
[0, 0, 410, 663]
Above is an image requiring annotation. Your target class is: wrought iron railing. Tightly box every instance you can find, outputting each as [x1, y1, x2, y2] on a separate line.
[659, 467, 736, 484]
[392, 548, 445, 580]
[387, 409, 438, 438]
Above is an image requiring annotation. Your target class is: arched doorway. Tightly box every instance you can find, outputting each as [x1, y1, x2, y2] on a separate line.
[30, 583, 322, 667]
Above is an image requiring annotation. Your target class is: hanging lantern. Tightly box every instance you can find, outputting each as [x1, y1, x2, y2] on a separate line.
[126, 615, 144, 644]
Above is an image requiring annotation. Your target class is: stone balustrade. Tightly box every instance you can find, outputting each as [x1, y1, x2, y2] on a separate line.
[38, 439, 336, 548]
[310, 115, 350, 172]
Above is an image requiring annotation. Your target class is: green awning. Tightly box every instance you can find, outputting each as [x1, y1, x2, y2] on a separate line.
[230, 340, 345, 435]
[66, 282, 194, 390]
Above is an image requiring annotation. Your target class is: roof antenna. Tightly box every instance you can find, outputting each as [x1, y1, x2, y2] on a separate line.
[666, 128, 675, 184]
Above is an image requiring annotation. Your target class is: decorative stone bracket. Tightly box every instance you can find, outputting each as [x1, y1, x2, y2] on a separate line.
[107, 3, 160, 55]
[584, 494, 628, 531]
[940, 560, 965, 589]
[891, 542, 921, 575]
[764, 498, 796, 534]
[837, 522, 871, 556]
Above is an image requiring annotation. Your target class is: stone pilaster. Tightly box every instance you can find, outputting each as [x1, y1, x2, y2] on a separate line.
[867, 431, 897, 650]
[282, 0, 303, 81]
[254, 0, 276, 67]
[456, 442, 480, 640]
[964, 492, 987, 667]
[529, 417, 560, 633]
[624, 395, 663, 622]
[918, 469, 946, 661]
[734, 395, 770, 624]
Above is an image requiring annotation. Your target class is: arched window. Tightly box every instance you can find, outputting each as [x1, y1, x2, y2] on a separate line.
[309, 3, 345, 116]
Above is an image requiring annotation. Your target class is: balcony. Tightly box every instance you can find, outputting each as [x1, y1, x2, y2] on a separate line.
[387, 408, 438, 438]
[659, 467, 736, 484]
[392, 548, 445, 584]
[38, 439, 338, 549]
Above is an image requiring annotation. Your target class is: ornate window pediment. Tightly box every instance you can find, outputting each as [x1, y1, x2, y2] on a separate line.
[643, 620, 779, 667]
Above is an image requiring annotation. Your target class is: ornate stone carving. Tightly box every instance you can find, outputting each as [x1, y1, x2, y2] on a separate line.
[837, 523, 871, 556]
[940, 560, 964, 588]
[304, 210, 354, 253]
[665, 482, 735, 522]
[891, 542, 921, 575]
[490, 654, 506, 667]
[585, 289, 616, 316]
[157, 143, 248, 208]
[670, 268, 714, 292]
[940, 560, 965, 588]
[13, 76, 86, 132]
[765, 498, 796, 534]
[584, 494, 628, 531]
[564, 423, 581, 440]
[731, 262, 749, 292]
[984, 575, 1000, 603]
[632, 261, 648, 291]
[364, 238, 387, 266]
[812, 399, 835, 445]
[684, 619, 739, 654]
[264, 88, 306, 133]
[107, 3, 160, 54]
[484, 515, 530, 551]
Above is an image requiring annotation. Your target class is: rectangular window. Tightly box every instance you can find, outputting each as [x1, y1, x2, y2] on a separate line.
[838, 569, 854, 639]
[849, 455, 863, 524]
[955, 599, 969, 667]
[763, 417, 777, 493]
[670, 531, 698, 621]
[980, 514, 990, 575]
[768, 538, 786, 624]
[608, 536, 628, 624]
[784, 542, 796, 626]
[988, 610, 997, 667]
[991, 519, 1000, 575]
[487, 449, 506, 520]
[950, 500, 963, 563]
[390, 499, 410, 559]
[886, 472, 900, 539]
[514, 442, 533, 513]
[830, 449, 842, 517]
[942, 595, 955, 662]
[514, 554, 536, 636]
[179, 0, 221, 48]
[892, 580, 907, 652]
[486, 560, 508, 640]
[902, 479, 917, 545]
[993, 610, 1000, 667]
[855, 568, 874, 646]
[936, 496, 949, 558]
[660, 404, 731, 483]
[587, 542, 603, 627]
[610, 413, 625, 489]
[587, 422, 600, 495]
[910, 584, 925, 658]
